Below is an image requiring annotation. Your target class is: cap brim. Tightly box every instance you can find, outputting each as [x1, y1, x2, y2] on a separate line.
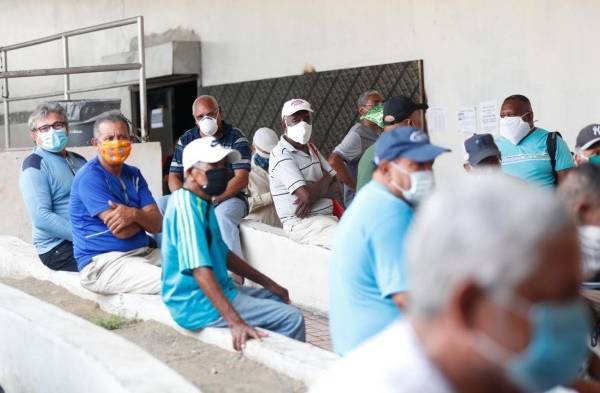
[468, 148, 500, 165]
[414, 103, 429, 111]
[402, 143, 450, 163]
[579, 137, 600, 151]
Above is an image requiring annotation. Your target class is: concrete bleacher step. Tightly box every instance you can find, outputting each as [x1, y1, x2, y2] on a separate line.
[0, 236, 339, 386]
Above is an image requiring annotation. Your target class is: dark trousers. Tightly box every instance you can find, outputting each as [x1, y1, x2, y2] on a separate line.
[38, 240, 78, 272]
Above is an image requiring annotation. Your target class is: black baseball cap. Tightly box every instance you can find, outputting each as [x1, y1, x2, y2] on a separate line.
[383, 96, 428, 125]
[576, 124, 600, 150]
[464, 134, 501, 166]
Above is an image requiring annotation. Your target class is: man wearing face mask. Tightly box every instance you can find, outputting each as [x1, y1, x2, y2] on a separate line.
[168, 95, 251, 260]
[313, 173, 591, 393]
[19, 103, 87, 272]
[70, 112, 163, 295]
[328, 90, 384, 207]
[161, 137, 305, 351]
[270, 98, 339, 249]
[496, 94, 574, 187]
[246, 127, 281, 227]
[574, 124, 600, 167]
[329, 126, 449, 356]
[356, 95, 428, 191]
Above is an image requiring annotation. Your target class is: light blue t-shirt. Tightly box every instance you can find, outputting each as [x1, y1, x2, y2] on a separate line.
[495, 128, 574, 188]
[161, 188, 238, 330]
[329, 180, 413, 355]
[19, 146, 86, 254]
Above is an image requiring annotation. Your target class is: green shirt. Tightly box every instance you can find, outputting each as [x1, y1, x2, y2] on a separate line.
[356, 145, 376, 191]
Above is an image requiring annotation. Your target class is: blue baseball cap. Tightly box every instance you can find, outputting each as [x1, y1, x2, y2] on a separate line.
[375, 126, 450, 164]
[464, 134, 501, 166]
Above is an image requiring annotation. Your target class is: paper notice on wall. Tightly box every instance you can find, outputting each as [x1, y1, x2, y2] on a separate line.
[151, 108, 164, 129]
[426, 107, 447, 134]
[479, 100, 499, 134]
[456, 107, 477, 134]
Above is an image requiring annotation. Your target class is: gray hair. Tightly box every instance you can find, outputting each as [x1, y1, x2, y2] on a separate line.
[357, 90, 382, 108]
[92, 111, 132, 138]
[407, 173, 574, 318]
[28, 102, 68, 131]
[558, 163, 600, 221]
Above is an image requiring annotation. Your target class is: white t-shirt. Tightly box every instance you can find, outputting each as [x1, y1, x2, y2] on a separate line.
[310, 320, 455, 393]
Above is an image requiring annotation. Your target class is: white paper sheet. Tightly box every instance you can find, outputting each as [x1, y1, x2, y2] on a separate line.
[456, 106, 477, 134]
[478, 100, 499, 134]
[426, 107, 446, 134]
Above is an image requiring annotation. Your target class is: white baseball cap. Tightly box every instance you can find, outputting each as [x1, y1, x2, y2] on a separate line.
[253, 127, 279, 153]
[281, 98, 313, 120]
[182, 137, 241, 173]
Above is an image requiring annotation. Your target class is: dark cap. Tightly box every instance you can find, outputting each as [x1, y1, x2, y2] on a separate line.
[383, 96, 428, 125]
[375, 126, 449, 164]
[576, 124, 600, 150]
[464, 134, 501, 166]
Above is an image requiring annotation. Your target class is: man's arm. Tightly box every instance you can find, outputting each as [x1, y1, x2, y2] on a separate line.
[168, 172, 184, 192]
[392, 292, 408, 309]
[100, 202, 162, 237]
[226, 251, 290, 303]
[293, 173, 336, 218]
[19, 166, 73, 241]
[328, 152, 356, 191]
[193, 267, 267, 351]
[213, 169, 249, 205]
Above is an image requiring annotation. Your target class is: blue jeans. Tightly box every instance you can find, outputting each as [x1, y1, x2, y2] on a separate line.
[214, 197, 247, 258]
[207, 286, 306, 342]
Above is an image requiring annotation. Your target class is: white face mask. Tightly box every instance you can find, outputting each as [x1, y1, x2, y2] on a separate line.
[499, 115, 532, 145]
[390, 162, 435, 205]
[286, 121, 312, 145]
[198, 116, 219, 136]
[579, 226, 600, 279]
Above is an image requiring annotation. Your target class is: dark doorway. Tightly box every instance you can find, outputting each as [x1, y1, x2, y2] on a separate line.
[131, 75, 198, 194]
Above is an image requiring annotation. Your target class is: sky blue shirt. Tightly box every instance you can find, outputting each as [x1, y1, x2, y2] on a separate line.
[329, 180, 413, 355]
[496, 127, 574, 188]
[70, 157, 156, 270]
[161, 188, 238, 330]
[19, 146, 86, 254]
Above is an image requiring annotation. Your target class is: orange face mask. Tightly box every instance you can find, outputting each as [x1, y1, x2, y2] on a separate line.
[100, 139, 131, 164]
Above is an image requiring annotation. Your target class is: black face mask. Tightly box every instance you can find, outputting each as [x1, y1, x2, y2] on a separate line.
[202, 167, 233, 196]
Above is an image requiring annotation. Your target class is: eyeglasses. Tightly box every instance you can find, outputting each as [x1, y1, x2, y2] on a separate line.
[35, 121, 66, 133]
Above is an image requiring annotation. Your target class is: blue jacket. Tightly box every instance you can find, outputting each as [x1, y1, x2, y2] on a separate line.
[19, 146, 86, 254]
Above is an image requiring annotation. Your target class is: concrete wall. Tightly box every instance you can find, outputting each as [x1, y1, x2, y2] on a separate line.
[1, 0, 599, 184]
[0, 142, 162, 242]
[0, 283, 199, 393]
[241, 221, 330, 313]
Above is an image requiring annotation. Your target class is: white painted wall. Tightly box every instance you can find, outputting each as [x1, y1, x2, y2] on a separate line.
[1, 0, 599, 183]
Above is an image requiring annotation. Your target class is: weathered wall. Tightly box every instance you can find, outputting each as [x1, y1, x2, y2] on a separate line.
[1, 0, 599, 185]
[0, 142, 162, 242]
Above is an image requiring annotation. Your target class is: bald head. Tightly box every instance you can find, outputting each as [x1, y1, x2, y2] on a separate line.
[192, 95, 219, 112]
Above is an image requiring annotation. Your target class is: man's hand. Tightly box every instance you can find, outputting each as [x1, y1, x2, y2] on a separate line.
[265, 283, 290, 304]
[294, 198, 312, 218]
[104, 200, 137, 233]
[230, 320, 268, 352]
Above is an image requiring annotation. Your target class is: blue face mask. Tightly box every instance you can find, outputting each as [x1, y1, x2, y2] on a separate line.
[477, 297, 590, 392]
[38, 128, 68, 153]
[254, 153, 270, 171]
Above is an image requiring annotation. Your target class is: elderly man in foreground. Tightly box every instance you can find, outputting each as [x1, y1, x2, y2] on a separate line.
[312, 173, 591, 393]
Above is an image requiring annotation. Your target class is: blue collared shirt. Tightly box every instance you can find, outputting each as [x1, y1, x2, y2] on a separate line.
[70, 157, 156, 270]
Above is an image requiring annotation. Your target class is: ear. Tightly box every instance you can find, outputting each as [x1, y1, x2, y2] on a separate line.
[358, 106, 367, 116]
[464, 163, 472, 172]
[575, 201, 590, 223]
[29, 131, 37, 142]
[447, 280, 485, 330]
[91, 137, 99, 147]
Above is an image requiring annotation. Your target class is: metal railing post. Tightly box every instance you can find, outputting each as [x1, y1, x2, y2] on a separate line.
[137, 16, 148, 142]
[62, 36, 70, 100]
[1, 50, 10, 149]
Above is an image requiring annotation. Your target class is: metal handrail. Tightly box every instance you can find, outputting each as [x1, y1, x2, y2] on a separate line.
[0, 16, 148, 149]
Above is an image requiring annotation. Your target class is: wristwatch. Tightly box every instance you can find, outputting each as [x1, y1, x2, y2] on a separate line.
[211, 196, 219, 206]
